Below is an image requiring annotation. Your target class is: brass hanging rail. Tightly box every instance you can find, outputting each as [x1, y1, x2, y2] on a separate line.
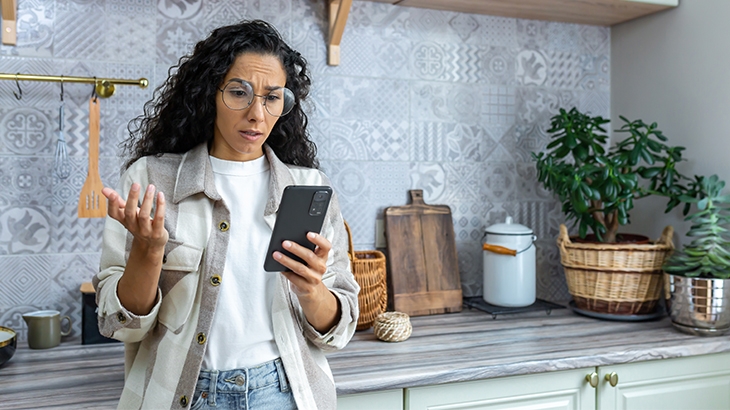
[0, 72, 149, 98]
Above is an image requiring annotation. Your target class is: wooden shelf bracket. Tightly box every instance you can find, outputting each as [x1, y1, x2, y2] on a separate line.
[328, 0, 352, 66]
[1, 0, 16, 46]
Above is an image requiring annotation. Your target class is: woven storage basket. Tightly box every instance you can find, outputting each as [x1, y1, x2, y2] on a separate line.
[344, 221, 387, 330]
[557, 224, 674, 315]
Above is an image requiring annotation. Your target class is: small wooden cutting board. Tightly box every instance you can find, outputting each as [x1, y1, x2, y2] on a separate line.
[384, 190, 462, 316]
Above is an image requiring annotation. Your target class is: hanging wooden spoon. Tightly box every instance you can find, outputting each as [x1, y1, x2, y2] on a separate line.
[78, 96, 107, 218]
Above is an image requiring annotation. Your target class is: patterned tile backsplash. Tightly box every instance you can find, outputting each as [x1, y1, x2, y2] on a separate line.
[0, 0, 609, 342]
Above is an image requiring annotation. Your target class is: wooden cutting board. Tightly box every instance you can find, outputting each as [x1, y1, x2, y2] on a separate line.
[384, 190, 462, 316]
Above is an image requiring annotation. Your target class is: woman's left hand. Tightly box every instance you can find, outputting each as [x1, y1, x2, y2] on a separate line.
[274, 232, 340, 332]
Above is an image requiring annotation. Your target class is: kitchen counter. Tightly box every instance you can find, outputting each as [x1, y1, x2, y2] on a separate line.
[2, 306, 730, 408]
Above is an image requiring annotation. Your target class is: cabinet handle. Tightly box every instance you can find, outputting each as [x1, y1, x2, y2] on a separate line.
[605, 372, 619, 387]
[585, 372, 598, 388]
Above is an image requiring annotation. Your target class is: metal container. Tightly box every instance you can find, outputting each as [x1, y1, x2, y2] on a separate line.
[665, 273, 730, 336]
[482, 217, 537, 307]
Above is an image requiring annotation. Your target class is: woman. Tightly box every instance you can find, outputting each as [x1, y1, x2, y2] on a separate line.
[94, 20, 359, 410]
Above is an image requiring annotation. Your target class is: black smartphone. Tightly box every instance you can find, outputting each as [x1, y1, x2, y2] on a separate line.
[263, 185, 333, 272]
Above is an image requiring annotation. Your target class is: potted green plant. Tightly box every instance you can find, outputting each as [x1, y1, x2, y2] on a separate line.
[532, 107, 697, 316]
[663, 175, 730, 335]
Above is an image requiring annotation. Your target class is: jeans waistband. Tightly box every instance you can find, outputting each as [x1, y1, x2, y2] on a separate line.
[197, 358, 288, 394]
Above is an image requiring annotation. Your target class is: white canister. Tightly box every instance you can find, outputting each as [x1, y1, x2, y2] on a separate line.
[482, 216, 537, 307]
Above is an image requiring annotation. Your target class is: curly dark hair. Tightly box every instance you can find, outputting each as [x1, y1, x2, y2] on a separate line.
[124, 20, 317, 169]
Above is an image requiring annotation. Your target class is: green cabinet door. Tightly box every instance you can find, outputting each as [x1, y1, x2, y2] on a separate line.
[597, 352, 730, 410]
[405, 368, 596, 410]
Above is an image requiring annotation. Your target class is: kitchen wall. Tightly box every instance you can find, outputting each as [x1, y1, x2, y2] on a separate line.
[613, 0, 730, 245]
[0, 0, 609, 342]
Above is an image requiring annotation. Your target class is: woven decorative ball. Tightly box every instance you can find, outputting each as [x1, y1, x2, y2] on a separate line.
[373, 311, 412, 342]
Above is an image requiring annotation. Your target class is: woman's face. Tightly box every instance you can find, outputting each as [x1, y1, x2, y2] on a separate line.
[210, 52, 287, 161]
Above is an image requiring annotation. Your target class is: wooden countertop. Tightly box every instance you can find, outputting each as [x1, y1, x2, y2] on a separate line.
[2, 307, 730, 408]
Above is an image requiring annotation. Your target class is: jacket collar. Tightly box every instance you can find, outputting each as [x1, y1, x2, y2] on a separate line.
[172, 143, 295, 217]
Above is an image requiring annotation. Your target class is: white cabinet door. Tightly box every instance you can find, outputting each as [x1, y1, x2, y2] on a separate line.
[597, 352, 730, 410]
[337, 389, 403, 410]
[405, 368, 596, 410]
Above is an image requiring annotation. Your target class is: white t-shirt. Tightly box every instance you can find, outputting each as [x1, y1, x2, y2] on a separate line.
[202, 155, 279, 370]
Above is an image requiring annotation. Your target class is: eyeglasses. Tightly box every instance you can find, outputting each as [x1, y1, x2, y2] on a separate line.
[218, 79, 295, 117]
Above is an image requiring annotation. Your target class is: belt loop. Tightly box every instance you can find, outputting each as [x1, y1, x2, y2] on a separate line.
[209, 370, 218, 406]
[274, 358, 290, 392]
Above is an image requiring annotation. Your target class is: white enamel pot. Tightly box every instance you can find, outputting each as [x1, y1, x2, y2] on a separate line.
[482, 216, 537, 307]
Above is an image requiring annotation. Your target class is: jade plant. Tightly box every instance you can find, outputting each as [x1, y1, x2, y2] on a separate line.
[532, 107, 700, 243]
[663, 175, 730, 279]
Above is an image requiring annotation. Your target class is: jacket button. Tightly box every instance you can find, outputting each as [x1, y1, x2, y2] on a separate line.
[219, 221, 229, 232]
[179, 395, 188, 407]
[197, 332, 206, 345]
[117, 312, 126, 324]
[210, 275, 221, 286]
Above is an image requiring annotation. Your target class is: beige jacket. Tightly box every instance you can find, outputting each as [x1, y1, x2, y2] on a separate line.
[94, 143, 359, 410]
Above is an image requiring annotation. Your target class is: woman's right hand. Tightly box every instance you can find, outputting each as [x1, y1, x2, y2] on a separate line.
[103, 183, 169, 315]
[103, 183, 169, 250]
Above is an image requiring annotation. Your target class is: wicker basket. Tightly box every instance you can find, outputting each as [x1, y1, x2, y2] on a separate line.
[557, 224, 674, 315]
[344, 221, 388, 330]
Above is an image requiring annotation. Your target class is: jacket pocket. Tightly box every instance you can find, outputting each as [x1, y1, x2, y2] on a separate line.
[157, 238, 204, 334]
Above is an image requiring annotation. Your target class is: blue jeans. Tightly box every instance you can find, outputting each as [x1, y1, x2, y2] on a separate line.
[191, 358, 297, 410]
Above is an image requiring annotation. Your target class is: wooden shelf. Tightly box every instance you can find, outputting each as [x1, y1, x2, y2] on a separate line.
[363, 0, 678, 26]
[329, 0, 678, 65]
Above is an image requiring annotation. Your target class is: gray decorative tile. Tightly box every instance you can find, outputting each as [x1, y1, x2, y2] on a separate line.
[516, 19, 549, 50]
[309, 119, 370, 161]
[49, 202, 106, 253]
[480, 161, 517, 202]
[546, 22, 583, 52]
[0, 206, 52, 254]
[456, 240, 482, 297]
[0, 157, 53, 208]
[500, 122, 549, 163]
[545, 50, 583, 89]
[409, 162, 445, 203]
[441, 162, 483, 203]
[580, 25, 610, 54]
[515, 87, 577, 127]
[372, 162, 410, 205]
[157, 0, 203, 20]
[200, 0, 251, 37]
[0, 107, 54, 155]
[579, 54, 610, 92]
[452, 200, 493, 243]
[516, 162, 553, 201]
[156, 19, 203, 65]
[578, 90, 610, 118]
[48, 253, 101, 339]
[52, 1, 106, 60]
[473, 15, 517, 48]
[449, 13, 479, 42]
[104, 13, 156, 64]
[536, 238, 570, 303]
[516, 49, 548, 86]
[480, 46, 517, 85]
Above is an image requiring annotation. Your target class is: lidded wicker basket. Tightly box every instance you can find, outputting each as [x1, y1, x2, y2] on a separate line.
[344, 221, 388, 330]
[558, 224, 674, 315]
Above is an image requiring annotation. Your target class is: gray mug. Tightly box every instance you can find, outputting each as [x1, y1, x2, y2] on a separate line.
[22, 310, 71, 349]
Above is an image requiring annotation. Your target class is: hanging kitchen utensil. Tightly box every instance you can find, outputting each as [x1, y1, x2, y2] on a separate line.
[53, 81, 70, 179]
[77, 96, 107, 218]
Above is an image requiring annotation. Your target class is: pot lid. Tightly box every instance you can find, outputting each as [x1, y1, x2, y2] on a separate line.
[485, 216, 533, 235]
